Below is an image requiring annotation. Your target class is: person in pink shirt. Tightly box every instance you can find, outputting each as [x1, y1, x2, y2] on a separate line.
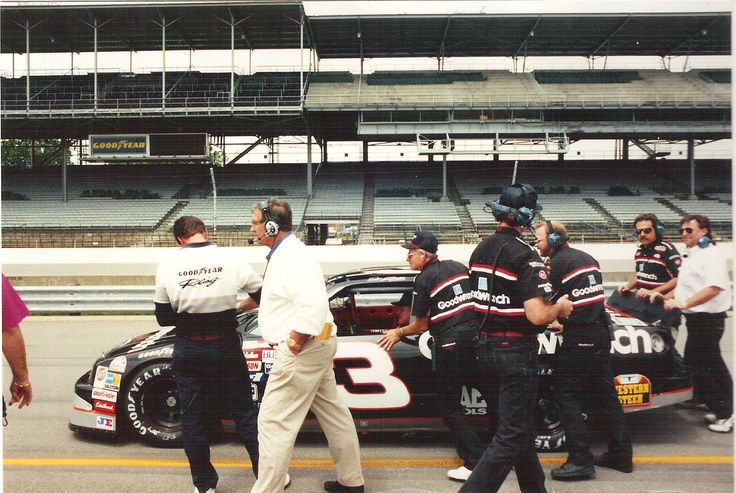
[2, 274, 32, 410]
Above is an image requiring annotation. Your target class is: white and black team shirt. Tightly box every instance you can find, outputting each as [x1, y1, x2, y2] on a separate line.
[469, 228, 552, 334]
[548, 244, 607, 338]
[634, 241, 681, 289]
[154, 242, 263, 335]
[411, 259, 475, 335]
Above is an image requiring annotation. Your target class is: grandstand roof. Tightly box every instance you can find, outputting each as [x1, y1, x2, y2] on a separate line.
[1, 2, 730, 58]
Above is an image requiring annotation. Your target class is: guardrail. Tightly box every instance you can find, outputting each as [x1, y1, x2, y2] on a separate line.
[16, 284, 620, 314]
[17, 286, 155, 313]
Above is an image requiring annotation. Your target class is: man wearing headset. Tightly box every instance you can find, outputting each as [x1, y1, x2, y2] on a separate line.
[650, 215, 733, 433]
[249, 198, 365, 493]
[461, 184, 573, 493]
[377, 230, 485, 482]
[618, 213, 681, 300]
[534, 220, 632, 481]
[154, 215, 263, 493]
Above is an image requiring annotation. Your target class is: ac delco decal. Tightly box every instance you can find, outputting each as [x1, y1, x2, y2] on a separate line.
[89, 134, 149, 157]
[615, 374, 652, 407]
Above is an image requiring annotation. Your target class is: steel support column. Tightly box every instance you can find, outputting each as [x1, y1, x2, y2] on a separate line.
[306, 134, 313, 197]
[688, 138, 696, 198]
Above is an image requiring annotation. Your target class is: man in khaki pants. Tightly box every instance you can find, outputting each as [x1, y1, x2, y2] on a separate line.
[248, 198, 365, 493]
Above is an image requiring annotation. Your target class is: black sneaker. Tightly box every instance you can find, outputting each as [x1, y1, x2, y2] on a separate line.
[551, 462, 595, 481]
[323, 480, 365, 493]
[594, 453, 634, 473]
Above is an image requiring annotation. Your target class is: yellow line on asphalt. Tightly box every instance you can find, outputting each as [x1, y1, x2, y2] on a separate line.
[4, 456, 733, 468]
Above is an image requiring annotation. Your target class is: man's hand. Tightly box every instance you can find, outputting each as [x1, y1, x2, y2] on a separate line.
[547, 320, 564, 334]
[556, 294, 574, 319]
[664, 299, 683, 312]
[9, 378, 32, 409]
[377, 328, 402, 352]
[647, 291, 665, 304]
[286, 331, 310, 356]
[634, 288, 651, 300]
[618, 285, 631, 295]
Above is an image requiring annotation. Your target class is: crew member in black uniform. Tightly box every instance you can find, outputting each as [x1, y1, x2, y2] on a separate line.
[378, 230, 485, 482]
[618, 213, 681, 300]
[534, 220, 633, 480]
[460, 184, 573, 493]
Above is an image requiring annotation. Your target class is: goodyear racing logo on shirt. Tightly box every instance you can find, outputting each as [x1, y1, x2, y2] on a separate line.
[89, 134, 149, 157]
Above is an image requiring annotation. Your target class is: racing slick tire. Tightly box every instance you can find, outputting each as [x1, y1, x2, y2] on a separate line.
[124, 362, 183, 448]
[535, 396, 566, 452]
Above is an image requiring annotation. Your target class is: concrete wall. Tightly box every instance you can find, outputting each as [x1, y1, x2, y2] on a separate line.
[3, 242, 732, 286]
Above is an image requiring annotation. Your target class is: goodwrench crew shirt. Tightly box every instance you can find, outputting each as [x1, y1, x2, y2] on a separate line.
[469, 228, 553, 334]
[634, 241, 681, 290]
[411, 259, 475, 335]
[548, 244, 607, 339]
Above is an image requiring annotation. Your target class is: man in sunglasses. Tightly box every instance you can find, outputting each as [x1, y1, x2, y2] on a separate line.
[618, 213, 681, 301]
[650, 215, 733, 433]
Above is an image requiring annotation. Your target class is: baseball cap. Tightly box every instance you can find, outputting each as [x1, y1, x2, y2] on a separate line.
[401, 230, 438, 254]
[391, 291, 413, 307]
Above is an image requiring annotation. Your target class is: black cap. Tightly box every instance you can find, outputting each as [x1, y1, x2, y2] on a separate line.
[401, 230, 438, 254]
[391, 291, 413, 307]
[497, 183, 542, 211]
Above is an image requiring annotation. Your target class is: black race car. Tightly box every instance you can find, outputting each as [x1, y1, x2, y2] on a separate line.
[70, 267, 692, 451]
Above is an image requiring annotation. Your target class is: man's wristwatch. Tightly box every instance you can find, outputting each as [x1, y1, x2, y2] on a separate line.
[286, 337, 298, 348]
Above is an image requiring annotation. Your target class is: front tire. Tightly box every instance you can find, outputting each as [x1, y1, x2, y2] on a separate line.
[124, 362, 183, 448]
[535, 396, 566, 452]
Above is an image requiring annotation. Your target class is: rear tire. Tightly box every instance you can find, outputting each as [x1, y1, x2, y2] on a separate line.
[124, 362, 183, 448]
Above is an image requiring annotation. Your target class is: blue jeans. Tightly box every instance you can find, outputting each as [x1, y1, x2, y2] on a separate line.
[173, 333, 259, 493]
[460, 334, 547, 493]
[554, 333, 631, 466]
[433, 323, 485, 469]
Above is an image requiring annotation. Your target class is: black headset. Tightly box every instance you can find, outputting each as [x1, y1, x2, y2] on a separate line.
[487, 184, 537, 228]
[259, 200, 280, 237]
[546, 220, 567, 249]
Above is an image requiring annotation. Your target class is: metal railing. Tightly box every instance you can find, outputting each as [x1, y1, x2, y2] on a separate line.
[15, 283, 621, 314]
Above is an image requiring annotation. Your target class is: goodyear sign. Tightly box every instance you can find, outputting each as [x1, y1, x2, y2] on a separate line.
[615, 373, 652, 408]
[89, 134, 149, 158]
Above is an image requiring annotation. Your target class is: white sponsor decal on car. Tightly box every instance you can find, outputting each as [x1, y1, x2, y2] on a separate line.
[247, 361, 262, 372]
[96, 415, 115, 431]
[91, 388, 118, 403]
[93, 367, 108, 387]
[108, 356, 127, 372]
[137, 347, 174, 359]
[128, 328, 175, 353]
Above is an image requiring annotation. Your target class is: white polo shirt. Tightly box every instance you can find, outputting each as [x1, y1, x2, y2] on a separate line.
[257, 234, 335, 344]
[675, 243, 732, 314]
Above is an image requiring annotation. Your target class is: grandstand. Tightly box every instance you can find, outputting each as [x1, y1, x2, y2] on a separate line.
[0, 2, 731, 247]
[2, 159, 730, 247]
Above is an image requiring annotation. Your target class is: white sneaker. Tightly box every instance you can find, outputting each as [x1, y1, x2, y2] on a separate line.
[705, 413, 717, 424]
[284, 472, 291, 489]
[447, 466, 473, 481]
[708, 415, 733, 433]
[194, 488, 215, 493]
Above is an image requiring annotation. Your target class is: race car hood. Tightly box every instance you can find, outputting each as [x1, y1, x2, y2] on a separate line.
[101, 327, 176, 359]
